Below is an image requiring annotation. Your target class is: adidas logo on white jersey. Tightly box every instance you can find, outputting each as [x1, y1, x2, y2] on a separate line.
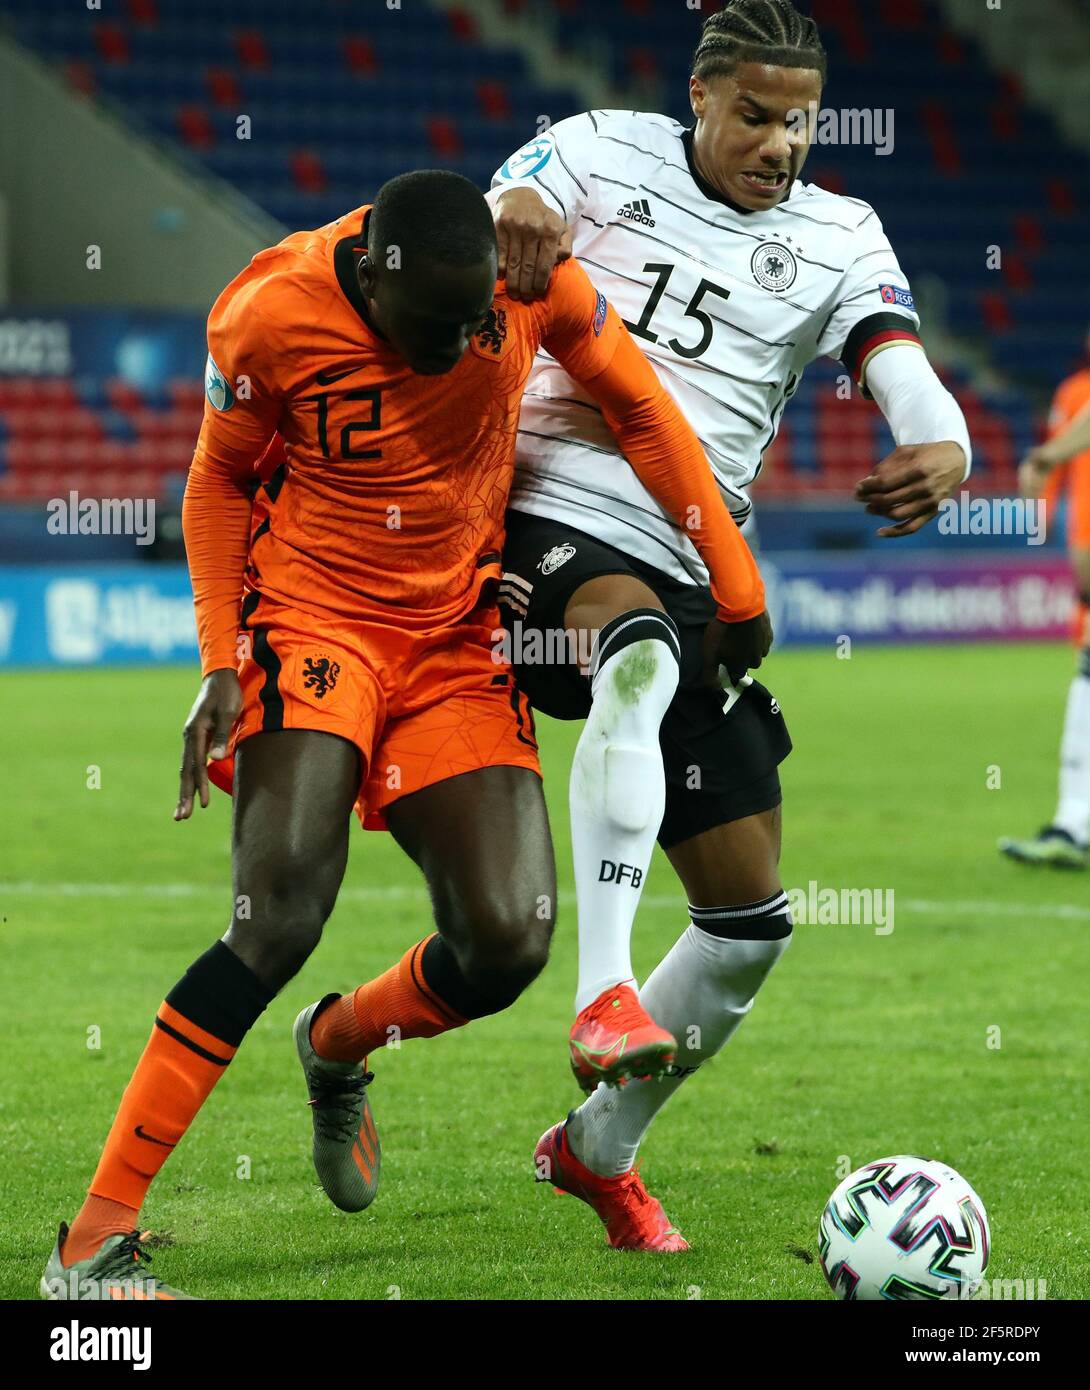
[616, 198, 655, 227]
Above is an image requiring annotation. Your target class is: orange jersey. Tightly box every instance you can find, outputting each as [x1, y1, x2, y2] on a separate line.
[185, 206, 763, 675]
[1043, 368, 1090, 549]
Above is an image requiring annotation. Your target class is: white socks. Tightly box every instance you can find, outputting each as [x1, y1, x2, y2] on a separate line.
[568, 904, 792, 1177]
[570, 612, 680, 1013]
[1053, 664, 1090, 847]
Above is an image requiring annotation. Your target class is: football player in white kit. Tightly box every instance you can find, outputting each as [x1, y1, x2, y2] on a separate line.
[489, 0, 973, 1251]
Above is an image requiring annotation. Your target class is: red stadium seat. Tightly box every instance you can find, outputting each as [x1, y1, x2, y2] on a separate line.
[168, 379, 204, 406]
[1014, 214, 1045, 254]
[107, 380, 143, 413]
[426, 116, 463, 159]
[921, 101, 962, 176]
[234, 29, 271, 71]
[476, 80, 511, 122]
[980, 291, 1015, 334]
[936, 30, 964, 64]
[447, 8, 478, 42]
[94, 23, 130, 65]
[206, 67, 242, 108]
[343, 37, 378, 75]
[177, 104, 215, 149]
[289, 150, 327, 194]
[808, 165, 844, 195]
[812, 0, 870, 62]
[629, 49, 659, 82]
[1002, 253, 1033, 293]
[1049, 179, 1077, 217]
[881, 0, 926, 28]
[990, 101, 1018, 142]
[127, 0, 158, 24]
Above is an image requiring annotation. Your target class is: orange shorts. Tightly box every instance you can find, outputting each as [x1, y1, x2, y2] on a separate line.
[207, 592, 540, 829]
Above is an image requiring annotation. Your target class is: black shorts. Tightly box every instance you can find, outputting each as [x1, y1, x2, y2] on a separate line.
[498, 510, 792, 850]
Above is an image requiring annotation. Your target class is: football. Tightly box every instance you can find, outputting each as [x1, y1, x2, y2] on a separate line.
[819, 1156, 991, 1301]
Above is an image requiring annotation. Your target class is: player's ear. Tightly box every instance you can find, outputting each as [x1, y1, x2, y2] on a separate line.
[689, 75, 706, 118]
[357, 253, 376, 299]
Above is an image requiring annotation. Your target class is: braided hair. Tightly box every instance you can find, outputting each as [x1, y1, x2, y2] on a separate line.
[692, 0, 827, 83]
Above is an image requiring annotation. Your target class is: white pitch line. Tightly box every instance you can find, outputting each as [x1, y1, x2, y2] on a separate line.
[2, 883, 1089, 920]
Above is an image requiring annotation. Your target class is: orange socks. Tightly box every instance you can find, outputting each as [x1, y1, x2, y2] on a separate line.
[62, 1196, 141, 1266]
[64, 942, 274, 1267]
[311, 936, 469, 1063]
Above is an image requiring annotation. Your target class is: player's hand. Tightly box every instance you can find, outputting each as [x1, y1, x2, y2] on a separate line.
[1018, 446, 1055, 499]
[855, 441, 966, 538]
[174, 668, 242, 822]
[493, 187, 573, 302]
[702, 611, 773, 687]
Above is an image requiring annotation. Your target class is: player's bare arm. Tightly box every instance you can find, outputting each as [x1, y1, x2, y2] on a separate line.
[1021, 397, 1090, 492]
[174, 668, 243, 821]
[856, 441, 968, 538]
[174, 320, 281, 819]
[491, 186, 571, 302]
[851, 342, 972, 537]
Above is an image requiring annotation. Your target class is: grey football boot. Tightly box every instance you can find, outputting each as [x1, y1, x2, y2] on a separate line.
[998, 825, 1088, 869]
[41, 1224, 195, 1300]
[294, 994, 381, 1212]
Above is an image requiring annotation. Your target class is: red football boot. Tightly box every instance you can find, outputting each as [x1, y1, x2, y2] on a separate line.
[569, 983, 676, 1092]
[534, 1120, 689, 1252]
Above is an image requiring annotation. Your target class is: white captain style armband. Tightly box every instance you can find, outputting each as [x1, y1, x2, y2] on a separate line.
[863, 343, 973, 483]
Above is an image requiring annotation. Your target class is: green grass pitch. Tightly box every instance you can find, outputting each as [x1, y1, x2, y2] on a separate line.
[2, 642, 1087, 1300]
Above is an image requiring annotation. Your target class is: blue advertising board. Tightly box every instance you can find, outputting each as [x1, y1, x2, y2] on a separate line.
[0, 565, 198, 667]
[0, 554, 1078, 669]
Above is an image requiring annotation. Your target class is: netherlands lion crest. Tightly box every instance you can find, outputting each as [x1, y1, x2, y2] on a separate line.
[302, 655, 341, 700]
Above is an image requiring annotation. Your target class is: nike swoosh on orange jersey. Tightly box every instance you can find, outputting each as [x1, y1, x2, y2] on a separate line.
[315, 365, 364, 385]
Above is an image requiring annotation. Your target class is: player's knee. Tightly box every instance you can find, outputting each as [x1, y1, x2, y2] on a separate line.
[589, 614, 681, 733]
[688, 893, 793, 1006]
[230, 860, 340, 979]
[456, 906, 554, 1006]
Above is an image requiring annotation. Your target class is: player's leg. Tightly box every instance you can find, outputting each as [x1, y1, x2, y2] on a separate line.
[1053, 546, 1090, 852]
[308, 764, 557, 1061]
[565, 804, 791, 1180]
[561, 574, 686, 1085]
[51, 729, 359, 1293]
[999, 542, 1090, 867]
[539, 802, 792, 1253]
[501, 514, 684, 1087]
[297, 613, 554, 1214]
[536, 621, 792, 1249]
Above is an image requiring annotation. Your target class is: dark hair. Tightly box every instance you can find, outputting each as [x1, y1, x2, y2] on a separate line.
[369, 170, 497, 269]
[692, 0, 827, 84]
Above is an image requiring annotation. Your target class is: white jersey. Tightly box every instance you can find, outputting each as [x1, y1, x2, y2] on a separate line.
[492, 110, 921, 586]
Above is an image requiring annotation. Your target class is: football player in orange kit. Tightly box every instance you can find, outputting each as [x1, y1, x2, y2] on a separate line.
[41, 170, 770, 1298]
[999, 327, 1090, 870]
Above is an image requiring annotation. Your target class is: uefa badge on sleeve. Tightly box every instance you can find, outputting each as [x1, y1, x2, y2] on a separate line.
[593, 291, 608, 337]
[204, 353, 235, 412]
